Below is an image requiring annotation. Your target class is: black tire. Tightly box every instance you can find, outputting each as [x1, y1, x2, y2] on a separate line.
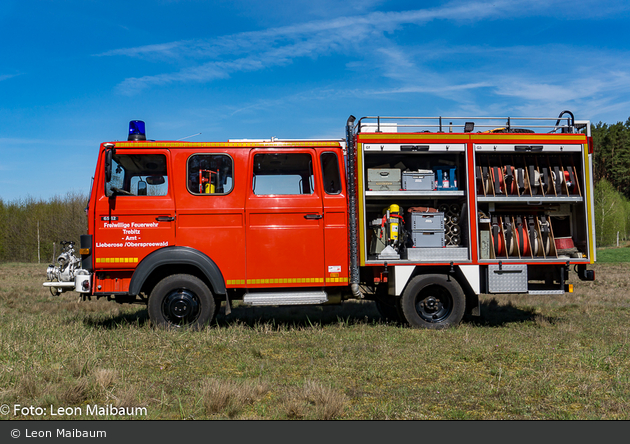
[400, 274, 465, 329]
[375, 297, 403, 323]
[148, 274, 216, 329]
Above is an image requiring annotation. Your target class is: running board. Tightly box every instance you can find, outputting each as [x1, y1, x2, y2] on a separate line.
[243, 291, 328, 306]
[528, 289, 565, 295]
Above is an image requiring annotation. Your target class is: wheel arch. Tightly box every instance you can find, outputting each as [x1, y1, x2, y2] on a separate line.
[129, 246, 226, 297]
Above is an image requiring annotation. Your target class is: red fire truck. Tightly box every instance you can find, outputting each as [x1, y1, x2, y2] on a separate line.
[44, 112, 596, 329]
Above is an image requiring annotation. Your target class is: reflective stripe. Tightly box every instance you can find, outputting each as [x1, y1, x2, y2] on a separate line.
[96, 257, 138, 263]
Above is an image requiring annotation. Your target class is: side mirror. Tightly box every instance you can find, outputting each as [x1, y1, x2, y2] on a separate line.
[105, 149, 113, 183]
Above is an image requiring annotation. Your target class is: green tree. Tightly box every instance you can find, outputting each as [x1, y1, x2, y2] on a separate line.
[592, 119, 630, 199]
[594, 179, 627, 246]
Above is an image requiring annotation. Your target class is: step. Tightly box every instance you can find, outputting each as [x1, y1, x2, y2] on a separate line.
[242, 291, 328, 306]
[528, 289, 565, 295]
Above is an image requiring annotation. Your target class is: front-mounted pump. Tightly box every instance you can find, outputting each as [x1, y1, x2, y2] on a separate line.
[43, 241, 91, 295]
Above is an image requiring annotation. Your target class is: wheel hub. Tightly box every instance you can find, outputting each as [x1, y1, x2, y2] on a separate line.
[163, 289, 200, 325]
[423, 296, 440, 312]
[416, 286, 452, 323]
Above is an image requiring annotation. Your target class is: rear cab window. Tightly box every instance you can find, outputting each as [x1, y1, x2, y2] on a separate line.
[252, 152, 315, 195]
[186, 154, 234, 195]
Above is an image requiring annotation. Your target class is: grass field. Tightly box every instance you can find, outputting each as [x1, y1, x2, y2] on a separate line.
[595, 245, 630, 263]
[1, 261, 629, 420]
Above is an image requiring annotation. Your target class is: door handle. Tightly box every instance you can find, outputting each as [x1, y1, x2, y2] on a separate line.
[156, 216, 176, 222]
[304, 214, 323, 220]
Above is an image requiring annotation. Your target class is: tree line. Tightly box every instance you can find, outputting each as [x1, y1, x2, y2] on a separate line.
[1, 119, 630, 264]
[0, 192, 88, 263]
[592, 118, 630, 246]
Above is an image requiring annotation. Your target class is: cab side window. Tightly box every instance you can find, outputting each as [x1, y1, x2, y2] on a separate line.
[105, 154, 168, 197]
[252, 153, 314, 195]
[320, 152, 341, 194]
[187, 154, 234, 195]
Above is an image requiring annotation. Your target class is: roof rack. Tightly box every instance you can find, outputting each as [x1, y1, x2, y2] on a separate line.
[355, 110, 578, 135]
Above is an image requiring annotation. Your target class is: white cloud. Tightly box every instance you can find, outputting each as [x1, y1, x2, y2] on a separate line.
[95, 0, 630, 126]
[103, 0, 563, 94]
[0, 73, 19, 82]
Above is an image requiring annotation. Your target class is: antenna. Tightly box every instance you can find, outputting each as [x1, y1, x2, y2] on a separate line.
[177, 133, 202, 141]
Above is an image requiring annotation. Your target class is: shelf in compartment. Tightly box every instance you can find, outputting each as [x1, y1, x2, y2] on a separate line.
[476, 196, 583, 203]
[366, 190, 465, 199]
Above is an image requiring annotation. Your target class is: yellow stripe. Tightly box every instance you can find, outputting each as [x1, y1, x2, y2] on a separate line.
[583, 144, 595, 263]
[470, 134, 586, 142]
[362, 134, 468, 141]
[96, 257, 138, 264]
[357, 143, 366, 267]
[234, 277, 335, 284]
[325, 277, 348, 283]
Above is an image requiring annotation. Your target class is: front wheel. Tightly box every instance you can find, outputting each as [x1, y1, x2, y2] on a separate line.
[148, 274, 216, 329]
[400, 274, 465, 329]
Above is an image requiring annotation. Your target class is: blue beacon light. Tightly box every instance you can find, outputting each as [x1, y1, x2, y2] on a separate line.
[128, 120, 146, 141]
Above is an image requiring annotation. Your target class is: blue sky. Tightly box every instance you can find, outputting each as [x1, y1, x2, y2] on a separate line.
[1, 0, 630, 201]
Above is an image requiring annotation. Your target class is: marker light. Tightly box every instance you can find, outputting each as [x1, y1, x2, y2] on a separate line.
[128, 120, 146, 141]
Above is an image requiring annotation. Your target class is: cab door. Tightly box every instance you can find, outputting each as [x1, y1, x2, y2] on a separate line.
[319, 150, 349, 285]
[245, 149, 325, 286]
[94, 149, 175, 268]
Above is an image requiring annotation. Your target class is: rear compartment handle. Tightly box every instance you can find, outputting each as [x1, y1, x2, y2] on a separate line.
[156, 216, 176, 222]
[401, 145, 430, 151]
[304, 214, 323, 220]
[515, 145, 544, 152]
[492, 269, 523, 274]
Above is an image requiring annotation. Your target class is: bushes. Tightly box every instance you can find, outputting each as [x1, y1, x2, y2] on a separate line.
[0, 192, 87, 263]
[592, 119, 630, 246]
[594, 179, 628, 246]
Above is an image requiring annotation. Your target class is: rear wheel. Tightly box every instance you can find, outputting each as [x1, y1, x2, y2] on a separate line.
[400, 274, 465, 329]
[148, 274, 216, 329]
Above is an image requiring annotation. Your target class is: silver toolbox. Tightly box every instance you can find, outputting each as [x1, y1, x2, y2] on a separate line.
[411, 230, 445, 248]
[367, 168, 401, 191]
[402, 170, 435, 191]
[406, 247, 468, 261]
[487, 264, 528, 293]
[408, 212, 445, 231]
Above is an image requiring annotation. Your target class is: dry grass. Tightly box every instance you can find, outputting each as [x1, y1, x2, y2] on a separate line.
[60, 379, 89, 405]
[1, 262, 629, 420]
[283, 380, 348, 420]
[200, 378, 269, 418]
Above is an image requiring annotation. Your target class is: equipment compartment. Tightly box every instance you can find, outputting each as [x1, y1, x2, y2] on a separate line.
[474, 144, 590, 263]
[487, 264, 528, 293]
[361, 145, 470, 263]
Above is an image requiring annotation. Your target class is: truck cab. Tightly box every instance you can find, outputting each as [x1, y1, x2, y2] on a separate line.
[55, 126, 350, 328]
